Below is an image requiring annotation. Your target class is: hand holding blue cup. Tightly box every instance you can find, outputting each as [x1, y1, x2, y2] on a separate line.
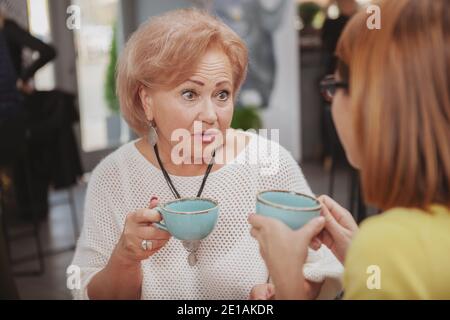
[153, 197, 219, 241]
[256, 190, 321, 230]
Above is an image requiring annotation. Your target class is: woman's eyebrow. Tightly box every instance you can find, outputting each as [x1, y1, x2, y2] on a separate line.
[216, 80, 232, 87]
[185, 79, 232, 87]
[187, 79, 204, 86]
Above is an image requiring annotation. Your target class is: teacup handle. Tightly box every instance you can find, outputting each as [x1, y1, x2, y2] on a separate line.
[152, 207, 168, 231]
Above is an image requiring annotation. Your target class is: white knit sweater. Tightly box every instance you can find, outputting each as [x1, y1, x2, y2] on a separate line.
[70, 132, 343, 300]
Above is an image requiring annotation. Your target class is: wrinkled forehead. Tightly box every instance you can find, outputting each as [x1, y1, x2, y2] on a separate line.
[163, 48, 234, 89]
[186, 50, 233, 83]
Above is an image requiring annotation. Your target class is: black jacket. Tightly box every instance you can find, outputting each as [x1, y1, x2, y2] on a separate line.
[25, 90, 84, 189]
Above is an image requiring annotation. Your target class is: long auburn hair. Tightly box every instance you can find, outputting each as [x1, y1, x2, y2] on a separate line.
[336, 0, 450, 210]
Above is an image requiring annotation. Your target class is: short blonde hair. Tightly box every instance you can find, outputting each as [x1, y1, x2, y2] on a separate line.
[336, 0, 450, 209]
[117, 8, 248, 136]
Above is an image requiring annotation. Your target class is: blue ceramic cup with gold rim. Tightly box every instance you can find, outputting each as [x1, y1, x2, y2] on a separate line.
[256, 190, 321, 230]
[153, 197, 219, 241]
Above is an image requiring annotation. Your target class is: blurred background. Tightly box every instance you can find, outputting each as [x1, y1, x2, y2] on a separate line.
[0, 0, 375, 299]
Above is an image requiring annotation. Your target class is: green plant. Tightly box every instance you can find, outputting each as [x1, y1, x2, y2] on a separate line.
[104, 23, 120, 114]
[231, 107, 262, 131]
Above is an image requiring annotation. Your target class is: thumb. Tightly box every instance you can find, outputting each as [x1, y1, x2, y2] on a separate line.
[148, 196, 159, 209]
[296, 216, 325, 242]
[321, 204, 344, 238]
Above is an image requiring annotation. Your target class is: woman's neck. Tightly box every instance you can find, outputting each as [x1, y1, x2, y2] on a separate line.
[157, 142, 215, 177]
[135, 129, 250, 177]
[136, 137, 220, 177]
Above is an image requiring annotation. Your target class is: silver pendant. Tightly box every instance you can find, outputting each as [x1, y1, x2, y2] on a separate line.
[182, 240, 201, 266]
[188, 252, 197, 266]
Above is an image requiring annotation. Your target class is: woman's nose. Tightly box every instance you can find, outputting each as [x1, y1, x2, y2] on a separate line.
[198, 99, 218, 124]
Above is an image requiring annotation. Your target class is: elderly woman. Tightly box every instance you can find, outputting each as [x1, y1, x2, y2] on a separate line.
[70, 8, 341, 300]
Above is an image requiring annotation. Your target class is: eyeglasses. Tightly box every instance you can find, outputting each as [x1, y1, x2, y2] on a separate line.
[320, 75, 348, 102]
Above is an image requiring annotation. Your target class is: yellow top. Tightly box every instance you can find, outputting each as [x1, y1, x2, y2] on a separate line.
[343, 205, 450, 299]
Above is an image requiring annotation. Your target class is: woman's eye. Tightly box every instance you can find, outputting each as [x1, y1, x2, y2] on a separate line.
[182, 90, 197, 101]
[217, 90, 230, 101]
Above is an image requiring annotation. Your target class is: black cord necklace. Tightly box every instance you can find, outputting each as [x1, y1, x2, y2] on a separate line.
[153, 144, 216, 199]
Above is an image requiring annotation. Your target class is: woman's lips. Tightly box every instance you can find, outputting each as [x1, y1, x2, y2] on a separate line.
[202, 135, 215, 143]
[193, 131, 219, 143]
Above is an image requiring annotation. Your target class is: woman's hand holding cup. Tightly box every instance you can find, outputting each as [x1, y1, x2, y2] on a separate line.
[313, 195, 359, 264]
[112, 197, 171, 267]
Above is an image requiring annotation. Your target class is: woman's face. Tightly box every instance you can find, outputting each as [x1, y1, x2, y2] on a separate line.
[140, 48, 234, 159]
[331, 72, 361, 168]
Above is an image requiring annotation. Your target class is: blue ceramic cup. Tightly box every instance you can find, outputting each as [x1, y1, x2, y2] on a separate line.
[153, 198, 219, 241]
[256, 190, 321, 230]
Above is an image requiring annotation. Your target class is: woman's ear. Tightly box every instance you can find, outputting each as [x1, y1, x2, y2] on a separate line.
[139, 86, 153, 121]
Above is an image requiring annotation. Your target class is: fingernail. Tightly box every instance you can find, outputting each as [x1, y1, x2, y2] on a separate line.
[317, 216, 325, 223]
[148, 196, 158, 207]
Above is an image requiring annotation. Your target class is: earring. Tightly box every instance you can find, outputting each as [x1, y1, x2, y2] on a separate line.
[148, 120, 158, 147]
